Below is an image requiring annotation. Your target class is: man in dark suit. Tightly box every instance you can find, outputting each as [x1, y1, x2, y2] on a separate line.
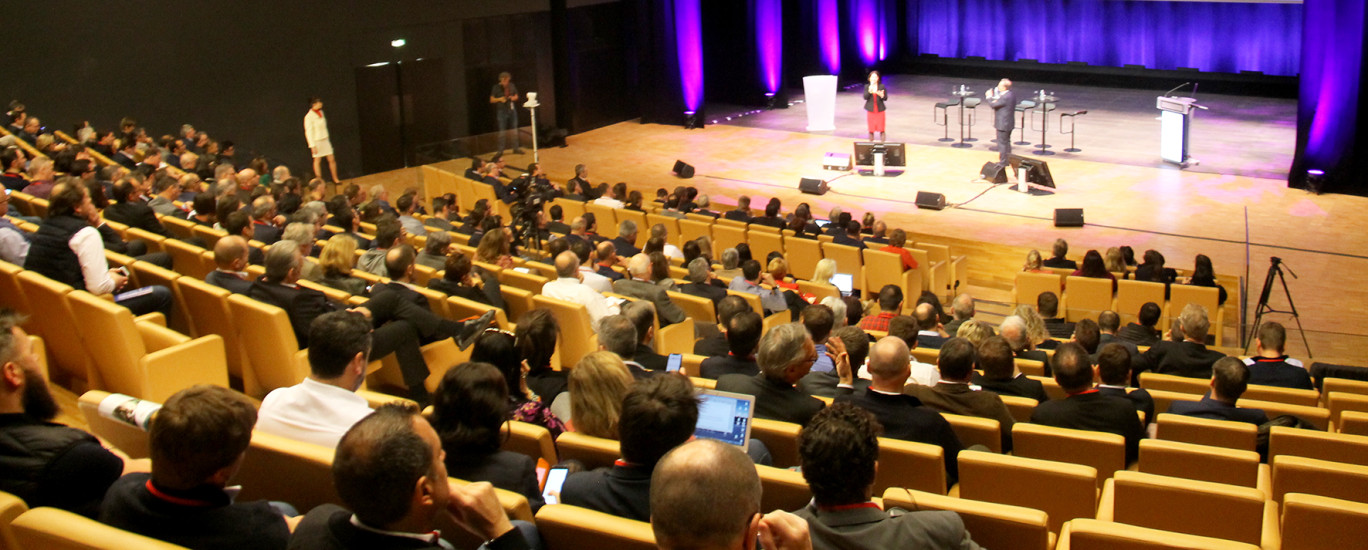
[1097, 310, 1144, 373]
[905, 337, 1016, 453]
[1168, 357, 1270, 426]
[1038, 291, 1074, 339]
[250, 196, 283, 245]
[1117, 301, 1162, 347]
[247, 242, 492, 405]
[621, 301, 668, 372]
[910, 303, 949, 349]
[204, 236, 255, 295]
[463, 158, 484, 181]
[988, 78, 1017, 174]
[1140, 303, 1225, 379]
[374, 245, 429, 311]
[1042, 238, 1078, 270]
[1030, 343, 1145, 464]
[221, 211, 266, 265]
[679, 257, 728, 308]
[836, 336, 964, 485]
[794, 404, 981, 550]
[103, 179, 171, 237]
[611, 220, 641, 258]
[700, 310, 763, 379]
[831, 220, 867, 250]
[971, 336, 1049, 403]
[424, 195, 457, 232]
[694, 295, 750, 359]
[717, 323, 830, 427]
[723, 195, 753, 223]
[613, 254, 685, 326]
[544, 204, 571, 235]
[561, 375, 697, 522]
[800, 326, 872, 398]
[289, 404, 533, 550]
[1244, 322, 1313, 390]
[1095, 342, 1155, 426]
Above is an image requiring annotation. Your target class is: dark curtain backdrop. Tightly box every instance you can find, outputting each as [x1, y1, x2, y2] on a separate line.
[1290, 0, 1367, 195]
[911, 0, 1302, 76]
[635, 0, 690, 125]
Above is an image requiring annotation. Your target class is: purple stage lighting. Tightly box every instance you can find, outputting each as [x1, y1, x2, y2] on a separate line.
[817, 0, 840, 75]
[754, 0, 782, 94]
[675, 0, 704, 113]
[853, 0, 882, 66]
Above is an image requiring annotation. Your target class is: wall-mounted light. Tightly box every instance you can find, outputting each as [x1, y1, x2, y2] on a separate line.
[391, 38, 407, 48]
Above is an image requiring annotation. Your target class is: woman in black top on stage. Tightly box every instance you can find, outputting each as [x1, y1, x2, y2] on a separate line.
[863, 70, 887, 142]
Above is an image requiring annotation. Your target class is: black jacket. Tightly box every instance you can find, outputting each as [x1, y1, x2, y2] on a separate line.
[1030, 390, 1145, 463]
[717, 373, 825, 427]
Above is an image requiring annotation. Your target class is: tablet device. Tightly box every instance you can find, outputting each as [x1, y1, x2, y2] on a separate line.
[541, 467, 569, 506]
[830, 273, 854, 297]
[694, 389, 754, 452]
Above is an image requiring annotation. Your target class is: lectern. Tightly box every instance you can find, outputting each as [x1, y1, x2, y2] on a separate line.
[1157, 96, 1201, 166]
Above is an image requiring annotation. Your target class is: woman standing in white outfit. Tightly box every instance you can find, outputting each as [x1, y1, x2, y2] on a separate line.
[304, 97, 341, 183]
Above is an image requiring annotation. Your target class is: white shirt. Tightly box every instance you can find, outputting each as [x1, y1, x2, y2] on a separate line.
[578, 265, 613, 294]
[304, 109, 330, 146]
[592, 196, 624, 209]
[542, 276, 620, 329]
[908, 358, 942, 387]
[0, 221, 29, 265]
[662, 243, 683, 261]
[255, 378, 374, 449]
[71, 225, 115, 294]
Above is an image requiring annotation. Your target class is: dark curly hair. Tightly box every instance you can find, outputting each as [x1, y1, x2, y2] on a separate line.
[798, 403, 883, 506]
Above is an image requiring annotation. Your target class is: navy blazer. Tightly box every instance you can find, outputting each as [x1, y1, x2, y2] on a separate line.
[716, 373, 825, 427]
[1030, 390, 1145, 463]
[700, 353, 759, 380]
[1168, 396, 1269, 426]
[560, 463, 654, 522]
[1141, 340, 1226, 379]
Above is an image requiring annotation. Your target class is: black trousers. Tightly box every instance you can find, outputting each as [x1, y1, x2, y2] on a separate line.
[360, 290, 466, 405]
[997, 129, 1013, 165]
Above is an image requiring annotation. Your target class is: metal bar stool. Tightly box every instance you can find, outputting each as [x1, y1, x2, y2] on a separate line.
[1031, 101, 1057, 155]
[933, 99, 960, 143]
[1060, 110, 1087, 153]
[1014, 100, 1037, 145]
[962, 97, 982, 143]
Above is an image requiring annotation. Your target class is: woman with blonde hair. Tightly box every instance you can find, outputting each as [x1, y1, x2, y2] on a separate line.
[1104, 247, 1128, 277]
[767, 256, 798, 291]
[1023, 250, 1047, 273]
[475, 225, 514, 269]
[568, 351, 634, 439]
[316, 234, 367, 295]
[1013, 304, 1054, 349]
[812, 258, 838, 283]
[955, 320, 996, 347]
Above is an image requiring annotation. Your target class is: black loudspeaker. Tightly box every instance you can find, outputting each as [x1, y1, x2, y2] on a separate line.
[1010, 154, 1056, 188]
[672, 160, 695, 178]
[1054, 208, 1084, 227]
[915, 191, 947, 210]
[980, 162, 1008, 183]
[798, 177, 828, 195]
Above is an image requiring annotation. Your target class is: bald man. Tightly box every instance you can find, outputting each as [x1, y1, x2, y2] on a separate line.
[540, 250, 620, 329]
[205, 236, 253, 294]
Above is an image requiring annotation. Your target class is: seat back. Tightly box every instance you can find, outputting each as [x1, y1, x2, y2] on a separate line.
[1322, 377, 1368, 401]
[1340, 410, 1368, 436]
[667, 290, 716, 324]
[645, 213, 681, 246]
[784, 236, 823, 281]
[499, 268, 550, 295]
[234, 430, 339, 512]
[190, 224, 227, 250]
[1012, 422, 1126, 486]
[1108, 470, 1268, 546]
[1237, 397, 1329, 430]
[957, 450, 1097, 532]
[1064, 276, 1114, 323]
[676, 218, 712, 249]
[1328, 391, 1368, 427]
[1014, 272, 1062, 308]
[726, 289, 765, 317]
[65, 290, 152, 398]
[1147, 388, 1202, 417]
[227, 294, 308, 398]
[747, 229, 784, 265]
[11, 506, 190, 550]
[1138, 439, 1262, 489]
[711, 223, 746, 254]
[819, 242, 864, 291]
[1280, 493, 1368, 550]
[77, 390, 154, 459]
[0, 490, 28, 550]
[755, 464, 813, 513]
[583, 202, 618, 231]
[1155, 413, 1258, 452]
[1243, 383, 1319, 407]
[1269, 425, 1368, 466]
[15, 271, 91, 385]
[882, 489, 1051, 550]
[795, 280, 839, 304]
[498, 285, 536, 325]
[872, 437, 947, 495]
[941, 413, 1002, 453]
[1271, 454, 1368, 505]
[1115, 280, 1168, 327]
[161, 237, 213, 279]
[533, 295, 598, 367]
[176, 277, 255, 394]
[999, 395, 1039, 423]
[1060, 518, 1261, 550]
[159, 214, 197, 239]
[750, 418, 802, 468]
[535, 503, 656, 550]
[0, 261, 32, 321]
[556, 431, 620, 471]
[503, 420, 558, 466]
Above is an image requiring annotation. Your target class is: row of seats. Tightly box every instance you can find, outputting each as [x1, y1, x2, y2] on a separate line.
[1016, 270, 1230, 343]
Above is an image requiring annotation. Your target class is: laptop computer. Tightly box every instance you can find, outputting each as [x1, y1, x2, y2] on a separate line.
[830, 273, 854, 297]
[694, 389, 754, 452]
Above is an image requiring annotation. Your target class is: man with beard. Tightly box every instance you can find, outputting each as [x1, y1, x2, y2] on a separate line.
[0, 308, 127, 517]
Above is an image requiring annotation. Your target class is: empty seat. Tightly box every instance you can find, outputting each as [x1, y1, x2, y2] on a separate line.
[956, 450, 1097, 532]
[756, 464, 813, 513]
[11, 506, 190, 550]
[1279, 493, 1368, 550]
[1012, 422, 1126, 486]
[1097, 471, 1277, 548]
[1268, 425, 1368, 466]
[556, 431, 620, 471]
[1339, 410, 1368, 436]
[1327, 391, 1368, 429]
[1241, 383, 1318, 408]
[15, 271, 92, 386]
[711, 223, 746, 254]
[1137, 439, 1267, 493]
[1154, 413, 1257, 452]
[535, 503, 656, 550]
[176, 277, 255, 395]
[871, 437, 947, 496]
[1139, 372, 1209, 396]
[747, 229, 784, 266]
[784, 236, 822, 281]
[882, 489, 1052, 550]
[1063, 276, 1113, 323]
[1058, 518, 1261, 550]
[1237, 398, 1329, 430]
[667, 290, 716, 325]
[1271, 454, 1368, 505]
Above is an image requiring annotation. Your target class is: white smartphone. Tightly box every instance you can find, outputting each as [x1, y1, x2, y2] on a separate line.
[665, 353, 683, 373]
[542, 467, 569, 505]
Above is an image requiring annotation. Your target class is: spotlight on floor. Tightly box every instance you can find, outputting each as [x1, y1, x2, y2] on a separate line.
[764, 92, 778, 110]
[1306, 169, 1325, 195]
[684, 111, 701, 130]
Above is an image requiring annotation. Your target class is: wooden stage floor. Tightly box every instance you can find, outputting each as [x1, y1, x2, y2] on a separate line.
[399, 83, 1366, 365]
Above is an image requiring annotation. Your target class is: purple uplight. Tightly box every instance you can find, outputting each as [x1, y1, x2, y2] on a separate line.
[817, 0, 840, 75]
[675, 0, 704, 112]
[853, 0, 881, 66]
[754, 0, 782, 94]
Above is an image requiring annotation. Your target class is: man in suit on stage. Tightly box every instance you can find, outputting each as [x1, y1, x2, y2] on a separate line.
[988, 78, 1017, 180]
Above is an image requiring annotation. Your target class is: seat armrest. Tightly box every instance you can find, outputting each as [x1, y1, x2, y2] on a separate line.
[1095, 478, 1115, 522]
[142, 335, 229, 402]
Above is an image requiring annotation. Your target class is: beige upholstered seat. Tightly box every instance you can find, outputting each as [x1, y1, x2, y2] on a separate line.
[1057, 518, 1260, 550]
[955, 450, 1097, 533]
[1012, 422, 1126, 486]
[872, 437, 947, 495]
[535, 503, 656, 550]
[556, 431, 620, 471]
[1097, 471, 1278, 549]
[1137, 439, 1268, 494]
[11, 506, 189, 550]
[1154, 412, 1258, 452]
[1279, 493, 1368, 550]
[882, 489, 1053, 550]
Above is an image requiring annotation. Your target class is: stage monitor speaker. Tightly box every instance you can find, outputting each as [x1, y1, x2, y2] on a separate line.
[1054, 208, 1084, 227]
[672, 160, 695, 178]
[915, 191, 947, 210]
[1010, 154, 1056, 188]
[798, 178, 828, 195]
[980, 162, 1008, 183]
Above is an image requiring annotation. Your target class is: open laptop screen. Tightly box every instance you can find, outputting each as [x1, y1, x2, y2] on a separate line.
[830, 273, 854, 296]
[694, 389, 754, 451]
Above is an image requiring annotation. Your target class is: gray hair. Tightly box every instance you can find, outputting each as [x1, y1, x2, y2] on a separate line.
[820, 296, 847, 328]
[721, 248, 740, 270]
[650, 223, 668, 240]
[282, 223, 314, 248]
[597, 315, 638, 358]
[424, 230, 450, 254]
[1179, 303, 1210, 342]
[696, 195, 710, 208]
[264, 240, 302, 282]
[619, 219, 637, 239]
[999, 315, 1028, 351]
[756, 323, 810, 380]
[951, 293, 975, 320]
[687, 257, 711, 284]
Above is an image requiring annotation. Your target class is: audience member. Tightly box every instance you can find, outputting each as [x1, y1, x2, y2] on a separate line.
[1030, 343, 1144, 463]
[970, 336, 1049, 403]
[203, 235, 254, 294]
[1042, 238, 1077, 269]
[680, 257, 728, 307]
[1070, 250, 1116, 290]
[469, 331, 566, 439]
[696, 296, 755, 361]
[1095, 343, 1155, 425]
[831, 220, 866, 250]
[1185, 254, 1229, 305]
[878, 229, 918, 271]
[913, 302, 950, 349]
[1036, 291, 1074, 339]
[942, 294, 975, 335]
[1014, 304, 1057, 351]
[802, 305, 838, 374]
[718, 323, 834, 426]
[315, 234, 368, 296]
[728, 259, 788, 315]
[799, 326, 872, 398]
[886, 315, 941, 387]
[611, 219, 640, 257]
[1243, 322, 1312, 390]
[566, 351, 634, 438]
[516, 309, 567, 402]
[1117, 302, 1163, 346]
[1139, 303, 1225, 378]
[105, 178, 171, 237]
[430, 362, 544, 511]
[541, 250, 620, 329]
[904, 338, 1015, 452]
[1168, 357, 1270, 425]
[614, 254, 686, 326]
[1135, 249, 1177, 285]
[1022, 249, 1047, 273]
[256, 311, 374, 448]
[621, 300, 669, 371]
[1096, 310, 1142, 372]
[858, 285, 902, 332]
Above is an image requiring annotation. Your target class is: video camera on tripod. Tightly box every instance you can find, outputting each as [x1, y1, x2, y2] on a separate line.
[507, 173, 550, 251]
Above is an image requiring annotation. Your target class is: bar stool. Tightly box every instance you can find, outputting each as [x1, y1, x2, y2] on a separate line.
[962, 97, 982, 142]
[933, 98, 960, 143]
[1060, 110, 1087, 153]
[1014, 100, 1037, 145]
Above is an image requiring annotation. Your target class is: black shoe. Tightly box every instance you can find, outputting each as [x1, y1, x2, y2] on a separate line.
[455, 310, 497, 351]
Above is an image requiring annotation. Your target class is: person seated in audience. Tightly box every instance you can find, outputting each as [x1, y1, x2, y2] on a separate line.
[26, 181, 173, 316]
[823, 208, 848, 237]
[1096, 310, 1142, 372]
[1070, 250, 1117, 292]
[1104, 247, 1129, 278]
[1022, 249, 1049, 274]
[112, 136, 139, 169]
[1036, 291, 1074, 339]
[905, 337, 1015, 452]
[543, 204, 570, 234]
[0, 188, 30, 265]
[718, 323, 837, 426]
[1168, 357, 1270, 426]
[1043, 238, 1077, 269]
[614, 254, 686, 326]
[1139, 303, 1225, 379]
[701, 309, 764, 379]
[20, 157, 55, 199]
[0, 146, 29, 191]
[794, 404, 980, 550]
[954, 320, 994, 348]
[680, 257, 728, 307]
[0, 309, 129, 518]
[692, 194, 719, 218]
[858, 285, 903, 332]
[255, 311, 374, 448]
[800, 326, 872, 398]
[786, 208, 817, 239]
[430, 253, 504, 309]
[651, 439, 813, 550]
[394, 193, 424, 236]
[563, 238, 611, 293]
[471, 330, 566, 438]
[100, 385, 294, 549]
[1134, 249, 1178, 286]
[463, 157, 485, 181]
[971, 336, 1049, 403]
[611, 219, 641, 257]
[146, 174, 184, 218]
[725, 195, 753, 223]
[695, 295, 751, 358]
[560, 374, 698, 522]
[751, 198, 785, 228]
[864, 220, 889, 246]
[620, 300, 669, 371]
[251, 195, 284, 244]
[331, 207, 373, 250]
[1014, 304, 1057, 351]
[510, 309, 567, 404]
[1116, 301, 1162, 347]
[474, 222, 515, 269]
[1031, 343, 1144, 464]
[648, 250, 676, 290]
[357, 218, 402, 276]
[542, 250, 621, 329]
[801, 305, 839, 374]
[593, 239, 625, 280]
[999, 315, 1048, 367]
[1184, 253, 1229, 306]
[597, 314, 657, 380]
[104, 177, 171, 237]
[564, 351, 635, 438]
[290, 403, 535, 550]
[315, 234, 369, 296]
[1243, 322, 1312, 390]
[415, 229, 449, 271]
[831, 220, 867, 250]
[1073, 318, 1101, 357]
[580, 211, 608, 244]
[456, 201, 487, 235]
[430, 362, 544, 512]
[424, 195, 457, 232]
[913, 302, 951, 349]
[375, 245, 429, 310]
[1095, 343, 1155, 426]
[205, 235, 255, 294]
[728, 259, 789, 316]
[886, 315, 941, 387]
[941, 294, 975, 335]
[593, 181, 628, 209]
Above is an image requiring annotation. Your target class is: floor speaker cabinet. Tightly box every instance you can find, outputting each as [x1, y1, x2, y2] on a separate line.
[672, 160, 695, 178]
[799, 178, 829, 195]
[980, 162, 1008, 183]
[915, 191, 947, 210]
[1054, 208, 1085, 227]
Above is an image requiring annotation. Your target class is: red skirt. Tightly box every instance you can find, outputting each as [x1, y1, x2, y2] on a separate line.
[866, 109, 886, 132]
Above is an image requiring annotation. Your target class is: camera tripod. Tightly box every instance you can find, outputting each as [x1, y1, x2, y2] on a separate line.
[1245, 257, 1311, 356]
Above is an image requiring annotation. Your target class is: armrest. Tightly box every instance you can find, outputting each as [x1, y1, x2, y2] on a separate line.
[1095, 478, 1115, 522]
[357, 389, 417, 409]
[141, 335, 229, 402]
[1260, 499, 1280, 550]
[135, 318, 188, 351]
[135, 312, 166, 327]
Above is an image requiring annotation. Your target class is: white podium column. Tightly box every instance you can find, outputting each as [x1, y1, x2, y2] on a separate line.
[803, 75, 838, 132]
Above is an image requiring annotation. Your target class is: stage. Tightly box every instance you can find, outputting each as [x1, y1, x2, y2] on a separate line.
[403, 76, 1368, 364]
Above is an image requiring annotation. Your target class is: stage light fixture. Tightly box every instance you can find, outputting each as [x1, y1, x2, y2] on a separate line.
[391, 38, 407, 48]
[684, 111, 701, 130]
[764, 92, 779, 110]
[1306, 169, 1325, 195]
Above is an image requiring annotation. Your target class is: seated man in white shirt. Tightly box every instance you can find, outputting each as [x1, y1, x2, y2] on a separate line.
[569, 238, 612, 294]
[541, 250, 620, 329]
[649, 223, 684, 260]
[255, 310, 374, 448]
